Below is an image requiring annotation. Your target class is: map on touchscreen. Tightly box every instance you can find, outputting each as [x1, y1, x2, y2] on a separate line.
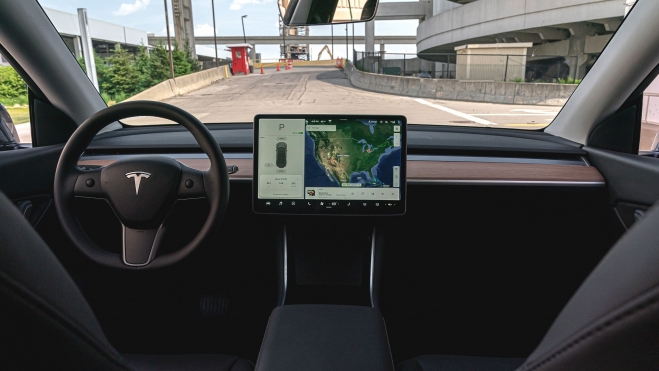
[256, 116, 403, 205]
[305, 119, 402, 189]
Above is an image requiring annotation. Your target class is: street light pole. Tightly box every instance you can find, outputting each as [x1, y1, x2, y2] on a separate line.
[345, 24, 348, 61]
[163, 0, 175, 79]
[331, 25, 334, 58]
[352, 23, 355, 61]
[241, 15, 247, 44]
[211, 0, 219, 67]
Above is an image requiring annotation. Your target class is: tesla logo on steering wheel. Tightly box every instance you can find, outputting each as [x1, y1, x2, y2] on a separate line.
[126, 171, 151, 196]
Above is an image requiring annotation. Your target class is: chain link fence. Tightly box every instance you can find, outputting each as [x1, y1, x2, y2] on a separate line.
[353, 51, 581, 83]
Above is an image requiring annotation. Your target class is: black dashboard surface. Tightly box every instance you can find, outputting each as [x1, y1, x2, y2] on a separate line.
[88, 124, 585, 157]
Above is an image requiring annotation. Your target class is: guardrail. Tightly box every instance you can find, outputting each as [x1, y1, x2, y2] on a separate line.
[344, 61, 577, 106]
[126, 65, 230, 102]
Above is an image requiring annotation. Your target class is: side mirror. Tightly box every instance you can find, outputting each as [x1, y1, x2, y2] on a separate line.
[0, 103, 18, 144]
[279, 0, 379, 26]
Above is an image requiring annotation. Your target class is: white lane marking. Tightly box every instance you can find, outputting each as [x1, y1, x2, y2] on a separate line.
[472, 113, 557, 116]
[412, 98, 497, 126]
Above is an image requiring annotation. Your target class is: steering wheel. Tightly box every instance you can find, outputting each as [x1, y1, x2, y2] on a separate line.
[54, 101, 229, 269]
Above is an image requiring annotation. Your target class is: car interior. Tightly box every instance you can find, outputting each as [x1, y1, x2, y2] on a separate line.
[2, 0, 659, 370]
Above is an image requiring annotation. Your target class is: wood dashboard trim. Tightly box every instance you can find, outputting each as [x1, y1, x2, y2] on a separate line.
[78, 158, 605, 186]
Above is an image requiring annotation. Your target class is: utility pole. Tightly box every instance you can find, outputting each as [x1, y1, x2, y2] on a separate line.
[280, 15, 286, 60]
[163, 0, 175, 79]
[211, 0, 219, 67]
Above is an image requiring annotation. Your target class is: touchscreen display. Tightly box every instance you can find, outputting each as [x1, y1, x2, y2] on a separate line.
[253, 115, 406, 215]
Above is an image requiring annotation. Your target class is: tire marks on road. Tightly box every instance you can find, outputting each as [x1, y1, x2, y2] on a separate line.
[287, 74, 309, 101]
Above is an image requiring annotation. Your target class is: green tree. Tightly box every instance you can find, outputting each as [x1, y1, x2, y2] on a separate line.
[0, 66, 27, 99]
[103, 44, 140, 97]
[172, 42, 191, 77]
[183, 38, 201, 73]
[135, 43, 170, 89]
[77, 51, 110, 93]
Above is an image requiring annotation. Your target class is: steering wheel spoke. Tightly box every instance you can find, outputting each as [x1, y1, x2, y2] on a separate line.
[74, 167, 106, 198]
[178, 164, 207, 199]
[122, 224, 165, 266]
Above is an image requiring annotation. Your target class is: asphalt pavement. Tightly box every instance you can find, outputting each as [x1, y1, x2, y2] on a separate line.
[156, 67, 561, 130]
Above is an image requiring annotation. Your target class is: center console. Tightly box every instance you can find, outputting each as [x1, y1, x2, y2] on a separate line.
[255, 305, 394, 371]
[252, 115, 406, 370]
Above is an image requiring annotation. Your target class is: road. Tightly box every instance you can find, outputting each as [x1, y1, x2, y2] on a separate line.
[158, 67, 559, 129]
[17, 67, 562, 142]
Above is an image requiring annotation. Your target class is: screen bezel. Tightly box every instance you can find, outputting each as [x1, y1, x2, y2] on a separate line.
[253, 114, 407, 216]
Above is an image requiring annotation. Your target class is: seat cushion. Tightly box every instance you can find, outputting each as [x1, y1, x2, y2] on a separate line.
[123, 354, 253, 371]
[397, 355, 525, 371]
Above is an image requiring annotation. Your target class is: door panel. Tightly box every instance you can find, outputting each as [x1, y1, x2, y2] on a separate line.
[586, 146, 659, 227]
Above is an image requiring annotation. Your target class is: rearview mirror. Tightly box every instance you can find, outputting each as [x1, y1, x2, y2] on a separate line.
[279, 0, 378, 26]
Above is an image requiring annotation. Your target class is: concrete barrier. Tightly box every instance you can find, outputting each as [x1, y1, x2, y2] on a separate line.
[126, 65, 230, 102]
[344, 61, 576, 106]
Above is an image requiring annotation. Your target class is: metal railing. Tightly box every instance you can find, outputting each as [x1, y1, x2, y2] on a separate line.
[352, 51, 582, 83]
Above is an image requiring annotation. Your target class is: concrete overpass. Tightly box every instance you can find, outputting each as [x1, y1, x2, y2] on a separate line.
[148, 35, 417, 46]
[416, 0, 628, 77]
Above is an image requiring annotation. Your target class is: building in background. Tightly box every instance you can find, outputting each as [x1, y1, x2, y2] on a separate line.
[43, 7, 216, 66]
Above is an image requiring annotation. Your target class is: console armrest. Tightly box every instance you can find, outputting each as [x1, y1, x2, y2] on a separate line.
[255, 305, 394, 371]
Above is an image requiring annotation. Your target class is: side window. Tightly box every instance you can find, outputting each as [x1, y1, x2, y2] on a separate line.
[0, 52, 30, 143]
[640, 76, 659, 152]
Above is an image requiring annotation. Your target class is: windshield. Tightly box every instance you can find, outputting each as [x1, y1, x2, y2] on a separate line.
[10, 0, 635, 130]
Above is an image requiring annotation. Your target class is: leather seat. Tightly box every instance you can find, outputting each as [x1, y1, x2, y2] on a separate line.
[398, 201, 659, 371]
[0, 190, 252, 371]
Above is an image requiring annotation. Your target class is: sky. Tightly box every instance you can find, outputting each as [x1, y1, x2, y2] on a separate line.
[37, 0, 420, 60]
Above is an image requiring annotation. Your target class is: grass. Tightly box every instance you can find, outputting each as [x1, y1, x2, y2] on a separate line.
[1, 96, 28, 106]
[6, 106, 29, 124]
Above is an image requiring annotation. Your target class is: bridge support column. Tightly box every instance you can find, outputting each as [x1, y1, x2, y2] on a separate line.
[365, 20, 375, 54]
[171, 0, 197, 59]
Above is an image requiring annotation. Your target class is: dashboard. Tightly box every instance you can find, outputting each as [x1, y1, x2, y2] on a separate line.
[78, 123, 606, 212]
[253, 115, 407, 215]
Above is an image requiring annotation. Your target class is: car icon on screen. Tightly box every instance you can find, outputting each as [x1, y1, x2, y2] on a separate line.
[276, 142, 287, 168]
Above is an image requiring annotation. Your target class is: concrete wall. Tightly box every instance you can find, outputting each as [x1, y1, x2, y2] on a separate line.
[345, 61, 576, 106]
[126, 66, 230, 102]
